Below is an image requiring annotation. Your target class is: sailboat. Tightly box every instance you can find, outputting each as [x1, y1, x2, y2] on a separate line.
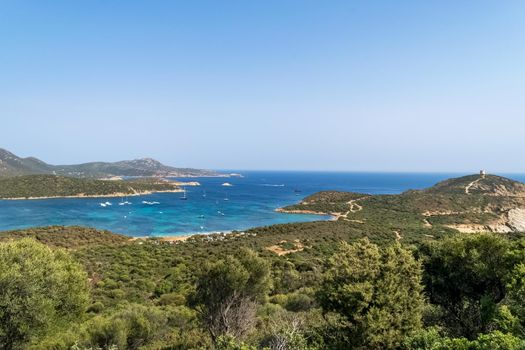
[180, 188, 188, 200]
[202, 190, 207, 198]
[119, 196, 132, 205]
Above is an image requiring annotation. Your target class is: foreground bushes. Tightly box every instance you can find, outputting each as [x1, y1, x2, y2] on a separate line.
[3, 232, 525, 349]
[0, 239, 88, 350]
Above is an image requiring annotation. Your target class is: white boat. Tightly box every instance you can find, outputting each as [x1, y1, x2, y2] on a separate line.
[119, 197, 132, 206]
[142, 201, 160, 205]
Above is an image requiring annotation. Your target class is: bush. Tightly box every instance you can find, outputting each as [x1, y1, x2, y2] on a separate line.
[0, 239, 89, 350]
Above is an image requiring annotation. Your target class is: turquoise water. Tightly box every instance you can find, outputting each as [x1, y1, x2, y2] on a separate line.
[1, 171, 525, 237]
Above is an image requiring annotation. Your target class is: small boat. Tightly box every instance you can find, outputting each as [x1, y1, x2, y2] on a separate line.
[142, 201, 160, 205]
[202, 190, 207, 198]
[180, 188, 188, 200]
[100, 203, 107, 207]
[119, 198, 132, 206]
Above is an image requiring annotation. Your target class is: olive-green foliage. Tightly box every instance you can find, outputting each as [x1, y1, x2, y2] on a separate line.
[0, 226, 128, 249]
[82, 304, 167, 350]
[318, 239, 425, 350]
[0, 239, 89, 350]
[404, 328, 525, 350]
[191, 249, 271, 342]
[255, 308, 326, 350]
[420, 234, 521, 339]
[0, 174, 179, 199]
[505, 263, 525, 336]
[214, 336, 260, 350]
[32, 304, 206, 350]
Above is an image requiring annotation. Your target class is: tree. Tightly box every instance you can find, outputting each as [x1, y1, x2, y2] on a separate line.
[81, 303, 168, 350]
[420, 234, 516, 339]
[0, 238, 89, 350]
[317, 238, 424, 349]
[191, 249, 271, 343]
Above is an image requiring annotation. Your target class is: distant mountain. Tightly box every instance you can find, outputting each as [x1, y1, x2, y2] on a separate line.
[0, 148, 222, 178]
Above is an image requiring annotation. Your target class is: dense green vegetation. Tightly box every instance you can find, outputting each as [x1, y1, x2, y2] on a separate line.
[0, 226, 129, 248]
[0, 175, 181, 199]
[2, 174, 525, 349]
[282, 174, 525, 233]
[0, 239, 88, 350]
[0, 224, 525, 349]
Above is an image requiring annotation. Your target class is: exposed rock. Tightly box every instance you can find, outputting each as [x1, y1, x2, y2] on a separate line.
[507, 208, 525, 232]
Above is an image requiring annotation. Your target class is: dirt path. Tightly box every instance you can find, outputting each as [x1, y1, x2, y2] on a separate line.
[393, 230, 402, 240]
[340, 197, 365, 221]
[348, 199, 363, 213]
[465, 177, 483, 195]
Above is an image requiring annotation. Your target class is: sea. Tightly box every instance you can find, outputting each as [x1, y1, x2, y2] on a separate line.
[1, 171, 525, 237]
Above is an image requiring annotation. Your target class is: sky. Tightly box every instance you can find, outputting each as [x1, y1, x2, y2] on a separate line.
[1, 1, 524, 172]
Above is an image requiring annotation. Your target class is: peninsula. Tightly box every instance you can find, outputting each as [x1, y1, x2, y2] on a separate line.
[277, 173, 525, 236]
[0, 175, 183, 200]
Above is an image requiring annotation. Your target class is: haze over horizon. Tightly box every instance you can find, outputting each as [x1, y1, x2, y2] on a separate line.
[2, 1, 524, 172]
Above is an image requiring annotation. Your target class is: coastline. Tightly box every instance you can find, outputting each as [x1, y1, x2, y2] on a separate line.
[0, 189, 183, 201]
[132, 230, 236, 243]
[275, 207, 338, 221]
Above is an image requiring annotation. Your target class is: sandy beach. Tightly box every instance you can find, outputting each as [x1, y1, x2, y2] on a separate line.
[275, 207, 338, 220]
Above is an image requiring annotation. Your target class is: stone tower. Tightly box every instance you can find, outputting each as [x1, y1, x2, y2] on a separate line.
[480, 170, 486, 178]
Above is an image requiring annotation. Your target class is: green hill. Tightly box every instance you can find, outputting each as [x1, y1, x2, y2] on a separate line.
[281, 174, 525, 235]
[0, 174, 181, 199]
[424, 174, 525, 196]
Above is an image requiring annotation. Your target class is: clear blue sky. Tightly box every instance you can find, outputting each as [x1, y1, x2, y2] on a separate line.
[1, 1, 524, 172]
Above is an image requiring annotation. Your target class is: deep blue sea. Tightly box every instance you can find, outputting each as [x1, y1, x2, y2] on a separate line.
[1, 171, 525, 237]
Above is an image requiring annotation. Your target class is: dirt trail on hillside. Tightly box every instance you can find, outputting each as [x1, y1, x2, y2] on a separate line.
[341, 198, 365, 221]
[465, 177, 483, 195]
